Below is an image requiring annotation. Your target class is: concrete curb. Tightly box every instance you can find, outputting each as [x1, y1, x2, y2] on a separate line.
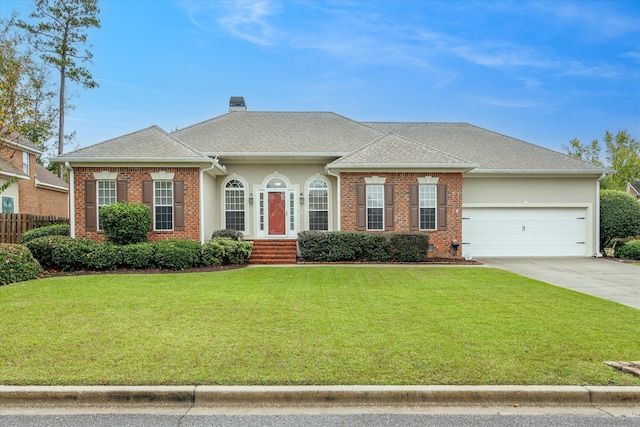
[1, 385, 639, 407]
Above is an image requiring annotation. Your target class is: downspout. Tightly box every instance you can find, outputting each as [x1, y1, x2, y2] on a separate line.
[325, 167, 341, 231]
[200, 160, 217, 244]
[65, 162, 75, 238]
[594, 173, 606, 257]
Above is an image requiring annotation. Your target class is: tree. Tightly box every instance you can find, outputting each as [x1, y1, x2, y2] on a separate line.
[561, 138, 602, 166]
[600, 190, 640, 250]
[601, 130, 640, 191]
[564, 130, 640, 191]
[0, 16, 57, 193]
[18, 0, 100, 177]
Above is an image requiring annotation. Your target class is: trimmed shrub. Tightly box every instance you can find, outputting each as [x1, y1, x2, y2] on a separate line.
[20, 224, 70, 244]
[614, 240, 640, 260]
[388, 233, 430, 262]
[211, 229, 245, 241]
[120, 242, 156, 269]
[600, 190, 640, 250]
[0, 244, 43, 285]
[100, 202, 152, 245]
[298, 231, 330, 262]
[202, 238, 253, 266]
[298, 231, 429, 262]
[24, 236, 97, 271]
[154, 239, 202, 270]
[85, 243, 122, 271]
[360, 233, 392, 262]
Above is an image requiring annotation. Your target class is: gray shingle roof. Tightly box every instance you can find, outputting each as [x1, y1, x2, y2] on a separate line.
[328, 133, 476, 169]
[35, 163, 68, 190]
[173, 112, 384, 155]
[362, 122, 608, 174]
[0, 156, 25, 177]
[54, 111, 611, 175]
[54, 126, 210, 162]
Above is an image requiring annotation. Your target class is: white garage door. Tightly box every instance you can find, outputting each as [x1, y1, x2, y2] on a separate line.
[462, 208, 586, 258]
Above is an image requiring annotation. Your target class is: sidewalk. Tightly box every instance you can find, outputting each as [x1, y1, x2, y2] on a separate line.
[1, 385, 639, 408]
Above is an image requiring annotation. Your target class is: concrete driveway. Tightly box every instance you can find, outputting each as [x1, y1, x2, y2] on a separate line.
[480, 257, 640, 310]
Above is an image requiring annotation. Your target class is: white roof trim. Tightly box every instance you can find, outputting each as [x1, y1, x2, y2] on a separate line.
[35, 179, 69, 192]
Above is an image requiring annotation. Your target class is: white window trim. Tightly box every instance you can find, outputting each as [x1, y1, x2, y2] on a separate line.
[305, 175, 331, 231]
[419, 184, 437, 231]
[222, 176, 248, 233]
[366, 184, 384, 231]
[96, 180, 117, 231]
[154, 180, 174, 231]
[22, 152, 30, 175]
[417, 176, 439, 185]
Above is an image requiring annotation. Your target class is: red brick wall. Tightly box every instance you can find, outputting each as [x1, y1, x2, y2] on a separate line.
[73, 166, 200, 242]
[340, 172, 462, 258]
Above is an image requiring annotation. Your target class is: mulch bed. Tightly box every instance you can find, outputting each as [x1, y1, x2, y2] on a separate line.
[42, 258, 480, 277]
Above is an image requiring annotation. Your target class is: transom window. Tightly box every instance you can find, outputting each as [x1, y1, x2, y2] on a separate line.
[154, 181, 173, 230]
[225, 179, 245, 231]
[366, 185, 384, 230]
[308, 179, 328, 231]
[97, 180, 116, 230]
[419, 184, 436, 230]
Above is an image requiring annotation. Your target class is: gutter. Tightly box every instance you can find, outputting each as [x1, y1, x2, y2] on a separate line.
[66, 162, 75, 238]
[325, 166, 341, 231]
[595, 173, 606, 257]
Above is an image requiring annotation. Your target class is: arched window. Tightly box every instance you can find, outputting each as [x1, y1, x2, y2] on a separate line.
[308, 179, 328, 231]
[225, 179, 245, 231]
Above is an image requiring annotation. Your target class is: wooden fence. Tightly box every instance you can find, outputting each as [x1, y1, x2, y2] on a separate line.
[0, 214, 69, 244]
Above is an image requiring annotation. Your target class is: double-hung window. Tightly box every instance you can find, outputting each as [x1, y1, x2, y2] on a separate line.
[366, 184, 384, 230]
[154, 180, 173, 230]
[225, 179, 245, 231]
[308, 179, 328, 231]
[97, 180, 117, 230]
[419, 184, 436, 230]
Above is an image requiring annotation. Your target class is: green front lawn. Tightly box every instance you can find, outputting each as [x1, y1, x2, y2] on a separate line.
[1, 266, 639, 386]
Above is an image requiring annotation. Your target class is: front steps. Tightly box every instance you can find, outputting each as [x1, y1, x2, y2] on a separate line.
[249, 239, 297, 265]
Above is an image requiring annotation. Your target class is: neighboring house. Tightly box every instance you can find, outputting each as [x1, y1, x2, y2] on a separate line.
[1, 129, 69, 217]
[52, 97, 610, 259]
[626, 180, 640, 199]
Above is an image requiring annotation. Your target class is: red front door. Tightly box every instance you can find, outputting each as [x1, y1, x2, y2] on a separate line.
[268, 191, 286, 235]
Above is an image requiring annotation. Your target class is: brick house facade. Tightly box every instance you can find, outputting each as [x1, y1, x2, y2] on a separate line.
[53, 100, 609, 259]
[1, 133, 69, 217]
[72, 166, 200, 242]
[340, 172, 462, 258]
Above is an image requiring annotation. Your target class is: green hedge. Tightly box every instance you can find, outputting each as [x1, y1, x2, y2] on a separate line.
[211, 229, 245, 240]
[614, 240, 640, 260]
[0, 244, 43, 285]
[20, 224, 70, 243]
[153, 239, 202, 270]
[298, 231, 428, 262]
[202, 238, 253, 266]
[120, 242, 156, 269]
[600, 190, 640, 250]
[24, 236, 97, 271]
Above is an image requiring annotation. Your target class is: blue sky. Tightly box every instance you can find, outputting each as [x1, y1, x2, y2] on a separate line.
[2, 0, 639, 157]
